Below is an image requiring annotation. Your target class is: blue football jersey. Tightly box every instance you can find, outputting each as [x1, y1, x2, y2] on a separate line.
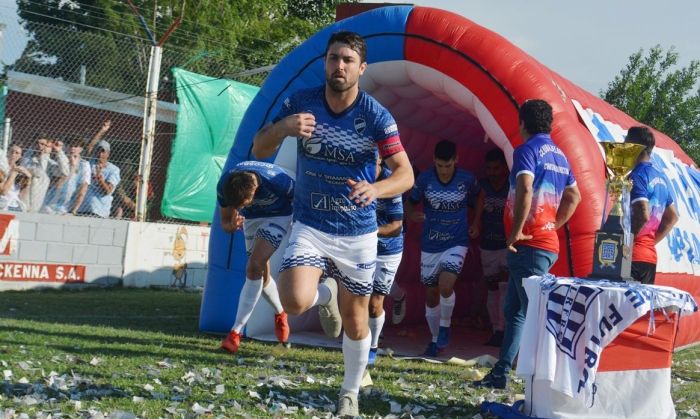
[410, 167, 480, 253]
[376, 165, 404, 256]
[274, 86, 402, 236]
[216, 161, 294, 219]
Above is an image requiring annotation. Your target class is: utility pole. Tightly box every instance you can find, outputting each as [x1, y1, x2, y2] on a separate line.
[127, 0, 184, 222]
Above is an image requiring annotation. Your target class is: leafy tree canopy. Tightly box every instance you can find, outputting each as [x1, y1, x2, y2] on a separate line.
[13, 0, 356, 92]
[601, 45, 700, 164]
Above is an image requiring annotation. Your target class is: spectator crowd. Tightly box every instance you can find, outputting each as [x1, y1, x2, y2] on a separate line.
[0, 120, 150, 219]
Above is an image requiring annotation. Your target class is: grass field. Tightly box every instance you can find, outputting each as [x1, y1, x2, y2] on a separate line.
[0, 288, 698, 418]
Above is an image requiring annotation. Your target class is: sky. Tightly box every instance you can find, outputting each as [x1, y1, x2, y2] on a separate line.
[1, 0, 699, 94]
[386, 0, 700, 94]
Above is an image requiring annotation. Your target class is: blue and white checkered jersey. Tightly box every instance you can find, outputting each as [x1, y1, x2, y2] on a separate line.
[274, 86, 403, 236]
[410, 167, 480, 253]
[377, 165, 404, 256]
[216, 161, 294, 219]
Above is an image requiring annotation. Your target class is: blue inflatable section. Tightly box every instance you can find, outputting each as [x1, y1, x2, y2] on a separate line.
[199, 6, 413, 333]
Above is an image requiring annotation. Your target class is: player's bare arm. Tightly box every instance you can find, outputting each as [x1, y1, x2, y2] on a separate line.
[347, 151, 413, 207]
[252, 113, 316, 159]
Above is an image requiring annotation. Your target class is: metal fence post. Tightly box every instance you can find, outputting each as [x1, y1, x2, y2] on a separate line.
[136, 45, 162, 222]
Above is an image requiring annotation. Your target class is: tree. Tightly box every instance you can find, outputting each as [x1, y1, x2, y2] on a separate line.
[601, 45, 700, 164]
[11, 0, 358, 94]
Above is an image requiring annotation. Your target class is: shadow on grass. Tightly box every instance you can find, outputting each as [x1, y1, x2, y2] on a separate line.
[0, 287, 203, 335]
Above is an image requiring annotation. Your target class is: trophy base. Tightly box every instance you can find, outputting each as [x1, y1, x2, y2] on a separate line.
[589, 230, 632, 282]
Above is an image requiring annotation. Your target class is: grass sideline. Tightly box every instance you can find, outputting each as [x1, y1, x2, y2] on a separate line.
[0, 287, 697, 418]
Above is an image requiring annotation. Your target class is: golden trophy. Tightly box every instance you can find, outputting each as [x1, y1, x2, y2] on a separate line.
[589, 142, 646, 281]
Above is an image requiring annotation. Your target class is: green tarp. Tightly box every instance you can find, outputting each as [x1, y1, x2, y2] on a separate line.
[161, 68, 259, 222]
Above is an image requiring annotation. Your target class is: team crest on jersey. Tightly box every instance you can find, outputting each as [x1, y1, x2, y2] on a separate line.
[354, 118, 366, 135]
[545, 284, 602, 359]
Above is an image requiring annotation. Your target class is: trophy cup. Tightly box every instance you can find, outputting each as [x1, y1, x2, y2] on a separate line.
[589, 142, 646, 281]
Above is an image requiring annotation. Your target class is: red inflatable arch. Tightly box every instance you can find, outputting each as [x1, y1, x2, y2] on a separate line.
[202, 6, 700, 347]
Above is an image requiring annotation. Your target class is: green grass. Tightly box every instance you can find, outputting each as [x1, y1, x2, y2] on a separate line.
[0, 288, 698, 418]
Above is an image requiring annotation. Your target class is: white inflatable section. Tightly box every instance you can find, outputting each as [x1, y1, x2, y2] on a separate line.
[361, 61, 513, 166]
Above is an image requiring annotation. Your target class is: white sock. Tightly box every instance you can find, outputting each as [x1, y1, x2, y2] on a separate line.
[262, 277, 284, 314]
[341, 332, 371, 394]
[369, 311, 385, 349]
[487, 290, 500, 332]
[439, 292, 456, 328]
[311, 282, 332, 307]
[231, 277, 263, 333]
[498, 281, 508, 331]
[389, 282, 405, 300]
[425, 305, 441, 343]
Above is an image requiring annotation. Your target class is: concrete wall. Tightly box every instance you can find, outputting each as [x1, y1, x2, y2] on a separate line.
[0, 211, 128, 290]
[0, 211, 211, 291]
[123, 222, 210, 288]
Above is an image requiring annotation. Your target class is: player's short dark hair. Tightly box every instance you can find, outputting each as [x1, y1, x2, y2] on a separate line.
[221, 171, 257, 208]
[625, 126, 655, 156]
[434, 140, 457, 161]
[326, 31, 367, 63]
[485, 148, 507, 165]
[519, 99, 553, 135]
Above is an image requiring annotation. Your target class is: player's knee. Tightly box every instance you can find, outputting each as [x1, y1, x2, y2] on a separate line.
[368, 298, 384, 317]
[245, 259, 265, 280]
[342, 319, 368, 340]
[280, 293, 307, 315]
[438, 285, 454, 298]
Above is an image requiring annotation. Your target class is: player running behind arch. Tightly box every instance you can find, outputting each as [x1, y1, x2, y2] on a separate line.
[218, 160, 293, 354]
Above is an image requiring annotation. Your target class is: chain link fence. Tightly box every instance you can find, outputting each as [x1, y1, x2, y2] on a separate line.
[1, 19, 271, 223]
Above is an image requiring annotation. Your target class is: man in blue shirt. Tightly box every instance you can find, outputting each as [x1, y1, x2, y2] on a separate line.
[252, 32, 413, 417]
[475, 99, 581, 389]
[406, 140, 480, 357]
[626, 126, 678, 284]
[472, 148, 510, 346]
[78, 140, 120, 218]
[218, 161, 294, 354]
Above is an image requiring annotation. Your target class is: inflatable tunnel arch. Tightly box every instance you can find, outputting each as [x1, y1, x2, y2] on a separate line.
[200, 6, 700, 347]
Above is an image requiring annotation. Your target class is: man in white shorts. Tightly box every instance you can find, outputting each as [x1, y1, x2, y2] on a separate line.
[218, 160, 293, 354]
[368, 160, 404, 366]
[472, 148, 510, 346]
[406, 140, 480, 357]
[252, 31, 413, 417]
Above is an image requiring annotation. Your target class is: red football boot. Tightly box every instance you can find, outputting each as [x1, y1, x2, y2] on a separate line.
[274, 312, 290, 343]
[221, 330, 241, 353]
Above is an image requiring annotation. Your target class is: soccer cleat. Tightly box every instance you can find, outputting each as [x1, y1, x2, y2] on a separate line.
[220, 330, 241, 354]
[392, 295, 406, 325]
[318, 278, 342, 338]
[274, 311, 290, 343]
[422, 342, 441, 357]
[484, 330, 504, 347]
[473, 370, 508, 389]
[437, 326, 451, 349]
[336, 390, 359, 418]
[367, 347, 378, 366]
